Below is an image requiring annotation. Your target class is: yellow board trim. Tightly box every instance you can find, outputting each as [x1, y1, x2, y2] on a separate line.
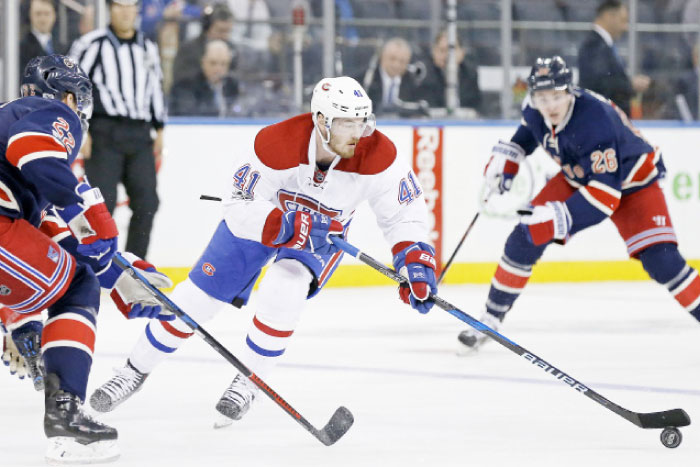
[159, 259, 700, 290]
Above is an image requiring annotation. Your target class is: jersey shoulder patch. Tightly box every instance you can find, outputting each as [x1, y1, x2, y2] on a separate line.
[254, 114, 313, 170]
[335, 129, 397, 175]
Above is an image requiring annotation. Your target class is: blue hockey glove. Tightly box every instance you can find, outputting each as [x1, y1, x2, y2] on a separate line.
[392, 242, 438, 314]
[56, 182, 119, 266]
[271, 210, 344, 255]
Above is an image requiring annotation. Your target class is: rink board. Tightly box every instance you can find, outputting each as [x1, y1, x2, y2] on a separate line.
[133, 119, 700, 286]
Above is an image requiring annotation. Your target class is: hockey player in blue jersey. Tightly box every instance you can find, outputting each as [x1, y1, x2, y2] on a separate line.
[458, 56, 700, 350]
[0, 55, 173, 463]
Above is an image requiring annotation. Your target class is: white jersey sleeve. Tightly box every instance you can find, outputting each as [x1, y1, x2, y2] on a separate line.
[367, 156, 431, 248]
[221, 154, 287, 243]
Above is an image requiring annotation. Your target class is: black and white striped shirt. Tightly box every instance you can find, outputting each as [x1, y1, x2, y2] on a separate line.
[69, 27, 166, 128]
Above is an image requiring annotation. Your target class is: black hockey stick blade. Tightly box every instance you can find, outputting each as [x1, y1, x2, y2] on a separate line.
[200, 194, 222, 201]
[112, 253, 354, 446]
[315, 406, 354, 446]
[637, 409, 691, 429]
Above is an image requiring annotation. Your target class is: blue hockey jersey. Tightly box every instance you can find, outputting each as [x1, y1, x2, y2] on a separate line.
[511, 88, 663, 232]
[0, 96, 84, 227]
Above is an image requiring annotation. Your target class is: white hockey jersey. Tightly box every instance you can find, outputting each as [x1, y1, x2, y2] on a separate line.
[221, 113, 430, 250]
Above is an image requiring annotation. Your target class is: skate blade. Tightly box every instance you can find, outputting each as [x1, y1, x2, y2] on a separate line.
[45, 437, 119, 465]
[213, 415, 234, 429]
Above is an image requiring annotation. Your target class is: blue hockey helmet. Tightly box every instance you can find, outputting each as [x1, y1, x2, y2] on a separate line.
[21, 55, 93, 131]
[527, 56, 573, 93]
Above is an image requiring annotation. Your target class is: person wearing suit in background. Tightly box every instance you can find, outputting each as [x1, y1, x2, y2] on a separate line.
[20, 0, 65, 84]
[414, 29, 482, 113]
[360, 37, 423, 116]
[578, 0, 650, 116]
[169, 40, 239, 116]
[173, 2, 236, 85]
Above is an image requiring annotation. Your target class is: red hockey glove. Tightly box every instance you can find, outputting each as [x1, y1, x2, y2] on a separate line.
[520, 201, 572, 246]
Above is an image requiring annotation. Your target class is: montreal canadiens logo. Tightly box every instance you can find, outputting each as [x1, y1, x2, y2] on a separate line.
[321, 83, 331, 91]
[202, 263, 216, 276]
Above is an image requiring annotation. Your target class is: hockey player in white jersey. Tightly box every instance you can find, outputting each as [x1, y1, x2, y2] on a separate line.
[90, 76, 438, 425]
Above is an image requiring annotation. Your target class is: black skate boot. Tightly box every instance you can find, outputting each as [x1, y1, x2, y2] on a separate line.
[12, 320, 45, 390]
[89, 360, 148, 413]
[214, 373, 259, 428]
[44, 373, 119, 463]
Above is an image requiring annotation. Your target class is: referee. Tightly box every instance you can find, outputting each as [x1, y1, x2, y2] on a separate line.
[69, 0, 165, 260]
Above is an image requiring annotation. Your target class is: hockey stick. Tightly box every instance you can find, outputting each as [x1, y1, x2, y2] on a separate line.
[329, 237, 690, 446]
[437, 211, 480, 285]
[199, 194, 222, 201]
[112, 253, 353, 446]
[437, 189, 494, 285]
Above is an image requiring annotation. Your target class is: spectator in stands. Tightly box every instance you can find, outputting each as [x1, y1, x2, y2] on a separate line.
[173, 2, 236, 84]
[414, 29, 482, 112]
[578, 0, 650, 115]
[359, 37, 424, 116]
[20, 0, 65, 82]
[169, 40, 239, 116]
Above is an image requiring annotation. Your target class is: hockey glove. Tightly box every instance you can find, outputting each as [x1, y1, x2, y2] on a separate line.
[55, 182, 118, 266]
[101, 252, 175, 320]
[265, 210, 344, 255]
[484, 140, 526, 194]
[392, 242, 438, 314]
[3, 331, 28, 380]
[520, 201, 572, 246]
[10, 321, 44, 390]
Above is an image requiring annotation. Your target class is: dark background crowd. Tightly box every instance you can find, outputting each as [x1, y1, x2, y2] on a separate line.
[14, 0, 700, 120]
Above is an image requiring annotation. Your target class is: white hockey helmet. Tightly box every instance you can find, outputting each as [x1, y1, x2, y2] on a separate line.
[311, 76, 375, 142]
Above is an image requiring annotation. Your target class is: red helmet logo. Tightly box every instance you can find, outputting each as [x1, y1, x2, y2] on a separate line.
[321, 83, 331, 91]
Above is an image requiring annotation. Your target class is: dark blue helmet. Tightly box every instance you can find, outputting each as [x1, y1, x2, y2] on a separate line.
[527, 56, 573, 93]
[21, 55, 93, 131]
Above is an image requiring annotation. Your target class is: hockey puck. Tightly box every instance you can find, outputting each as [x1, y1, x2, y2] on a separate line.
[660, 427, 682, 448]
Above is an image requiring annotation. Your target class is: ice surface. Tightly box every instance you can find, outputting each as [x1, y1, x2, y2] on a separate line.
[2, 282, 699, 466]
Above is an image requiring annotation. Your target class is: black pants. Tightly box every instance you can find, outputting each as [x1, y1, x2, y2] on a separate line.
[85, 117, 159, 259]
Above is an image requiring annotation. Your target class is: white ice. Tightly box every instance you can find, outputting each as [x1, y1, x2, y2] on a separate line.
[1, 281, 699, 466]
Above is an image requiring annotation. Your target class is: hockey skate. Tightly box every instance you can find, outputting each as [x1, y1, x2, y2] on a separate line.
[214, 373, 259, 429]
[457, 312, 503, 355]
[89, 360, 148, 413]
[44, 373, 119, 464]
[12, 321, 45, 390]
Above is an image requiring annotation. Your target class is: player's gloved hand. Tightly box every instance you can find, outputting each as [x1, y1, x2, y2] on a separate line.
[392, 242, 438, 314]
[519, 201, 572, 246]
[484, 140, 526, 194]
[107, 252, 175, 320]
[10, 321, 45, 390]
[55, 182, 118, 266]
[2, 332, 28, 380]
[267, 210, 344, 255]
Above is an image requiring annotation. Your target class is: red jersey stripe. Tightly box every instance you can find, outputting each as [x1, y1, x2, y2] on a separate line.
[6, 133, 66, 167]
